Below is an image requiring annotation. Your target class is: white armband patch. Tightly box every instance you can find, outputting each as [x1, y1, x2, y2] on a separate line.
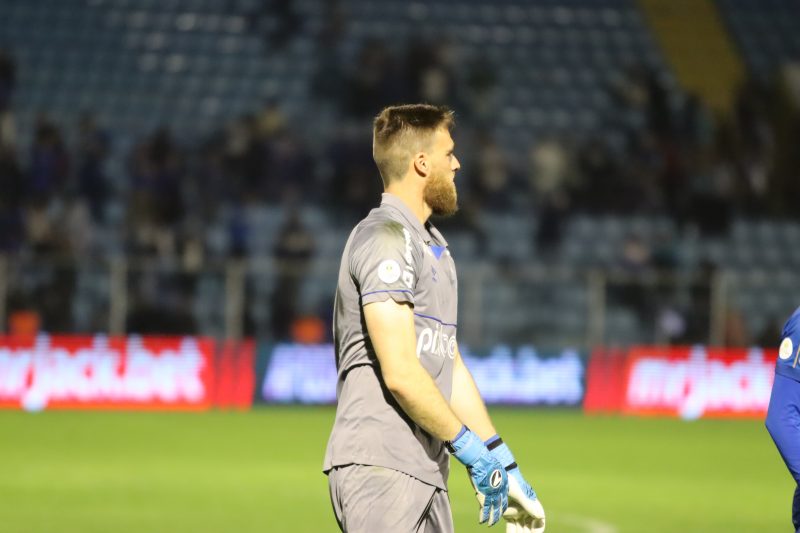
[377, 259, 401, 284]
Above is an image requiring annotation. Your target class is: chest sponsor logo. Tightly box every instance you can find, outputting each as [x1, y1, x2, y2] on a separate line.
[416, 324, 456, 360]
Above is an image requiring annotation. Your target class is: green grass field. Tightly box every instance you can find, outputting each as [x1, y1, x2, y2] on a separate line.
[0, 407, 791, 532]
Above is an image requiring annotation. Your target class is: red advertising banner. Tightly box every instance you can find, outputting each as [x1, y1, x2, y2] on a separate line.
[214, 339, 256, 409]
[614, 346, 775, 419]
[0, 335, 218, 411]
[583, 348, 628, 414]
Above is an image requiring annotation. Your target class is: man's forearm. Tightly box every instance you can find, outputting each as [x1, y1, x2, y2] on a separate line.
[385, 364, 463, 442]
[364, 299, 463, 442]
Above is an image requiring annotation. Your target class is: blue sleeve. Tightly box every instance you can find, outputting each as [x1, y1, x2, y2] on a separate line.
[766, 374, 800, 483]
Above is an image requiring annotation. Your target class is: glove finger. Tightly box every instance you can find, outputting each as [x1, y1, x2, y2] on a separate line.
[505, 518, 521, 533]
[503, 501, 523, 521]
[523, 514, 536, 533]
[502, 491, 509, 514]
[475, 490, 486, 520]
[479, 502, 489, 525]
[532, 517, 545, 533]
[488, 499, 499, 527]
[490, 500, 500, 526]
[507, 476, 543, 518]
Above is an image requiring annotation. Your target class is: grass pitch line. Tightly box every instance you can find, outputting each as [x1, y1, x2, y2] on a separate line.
[559, 513, 619, 533]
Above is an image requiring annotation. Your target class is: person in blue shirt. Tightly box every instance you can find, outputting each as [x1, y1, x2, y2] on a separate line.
[766, 306, 800, 532]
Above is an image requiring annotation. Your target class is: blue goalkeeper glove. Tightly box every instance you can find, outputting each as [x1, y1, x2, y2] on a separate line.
[447, 426, 509, 526]
[486, 435, 546, 533]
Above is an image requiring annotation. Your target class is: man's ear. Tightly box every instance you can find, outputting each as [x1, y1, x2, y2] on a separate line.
[413, 153, 429, 177]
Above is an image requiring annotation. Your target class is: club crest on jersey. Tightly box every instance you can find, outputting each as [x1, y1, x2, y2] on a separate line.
[377, 259, 401, 284]
[779, 337, 794, 360]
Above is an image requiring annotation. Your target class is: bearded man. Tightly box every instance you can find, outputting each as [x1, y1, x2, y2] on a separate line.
[323, 104, 545, 532]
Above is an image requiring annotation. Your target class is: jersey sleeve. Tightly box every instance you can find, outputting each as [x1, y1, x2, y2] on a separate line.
[350, 220, 419, 307]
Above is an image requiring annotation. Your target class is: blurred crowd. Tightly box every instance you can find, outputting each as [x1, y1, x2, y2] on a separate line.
[1, 39, 798, 265]
[0, 23, 799, 341]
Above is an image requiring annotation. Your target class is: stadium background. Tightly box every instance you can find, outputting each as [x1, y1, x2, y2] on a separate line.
[0, 0, 799, 531]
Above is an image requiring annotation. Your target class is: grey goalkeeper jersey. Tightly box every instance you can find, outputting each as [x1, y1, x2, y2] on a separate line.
[323, 193, 458, 489]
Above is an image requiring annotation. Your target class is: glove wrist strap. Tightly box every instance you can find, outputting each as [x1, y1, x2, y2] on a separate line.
[485, 435, 503, 450]
[447, 426, 485, 466]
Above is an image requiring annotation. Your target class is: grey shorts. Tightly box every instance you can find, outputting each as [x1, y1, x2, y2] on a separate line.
[327, 464, 454, 533]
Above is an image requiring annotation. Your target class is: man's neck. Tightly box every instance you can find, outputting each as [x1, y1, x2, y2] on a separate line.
[385, 186, 431, 226]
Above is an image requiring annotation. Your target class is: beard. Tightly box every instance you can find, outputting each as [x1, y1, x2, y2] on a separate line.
[424, 169, 458, 217]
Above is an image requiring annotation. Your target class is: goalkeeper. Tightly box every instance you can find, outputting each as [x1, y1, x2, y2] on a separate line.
[766, 306, 800, 532]
[323, 104, 545, 532]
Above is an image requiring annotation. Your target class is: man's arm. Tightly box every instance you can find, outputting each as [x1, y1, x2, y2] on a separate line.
[363, 298, 463, 441]
[450, 343, 547, 532]
[450, 342, 498, 441]
[363, 298, 509, 526]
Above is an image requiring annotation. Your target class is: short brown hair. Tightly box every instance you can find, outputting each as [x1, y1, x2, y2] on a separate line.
[372, 104, 455, 186]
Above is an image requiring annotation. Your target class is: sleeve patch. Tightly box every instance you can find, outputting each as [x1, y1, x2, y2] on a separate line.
[779, 337, 794, 360]
[377, 259, 401, 284]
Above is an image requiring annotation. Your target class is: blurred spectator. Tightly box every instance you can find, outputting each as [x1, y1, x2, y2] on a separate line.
[227, 201, 249, 258]
[75, 113, 111, 223]
[656, 305, 687, 345]
[529, 137, 572, 200]
[325, 123, 382, 219]
[343, 38, 401, 118]
[0, 147, 24, 252]
[730, 80, 775, 214]
[266, 131, 315, 203]
[0, 203, 23, 253]
[126, 271, 197, 334]
[29, 115, 69, 203]
[678, 93, 716, 153]
[770, 66, 800, 215]
[756, 315, 785, 347]
[128, 127, 185, 257]
[223, 113, 264, 197]
[310, 0, 347, 102]
[63, 195, 93, 257]
[469, 133, 512, 211]
[680, 259, 717, 344]
[0, 49, 15, 110]
[406, 37, 461, 108]
[24, 199, 60, 255]
[246, 0, 302, 49]
[463, 53, 498, 124]
[528, 137, 574, 255]
[723, 306, 750, 347]
[270, 208, 315, 340]
[575, 138, 619, 212]
[612, 234, 655, 323]
[657, 137, 690, 225]
[686, 152, 734, 236]
[650, 231, 679, 270]
[0, 49, 15, 148]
